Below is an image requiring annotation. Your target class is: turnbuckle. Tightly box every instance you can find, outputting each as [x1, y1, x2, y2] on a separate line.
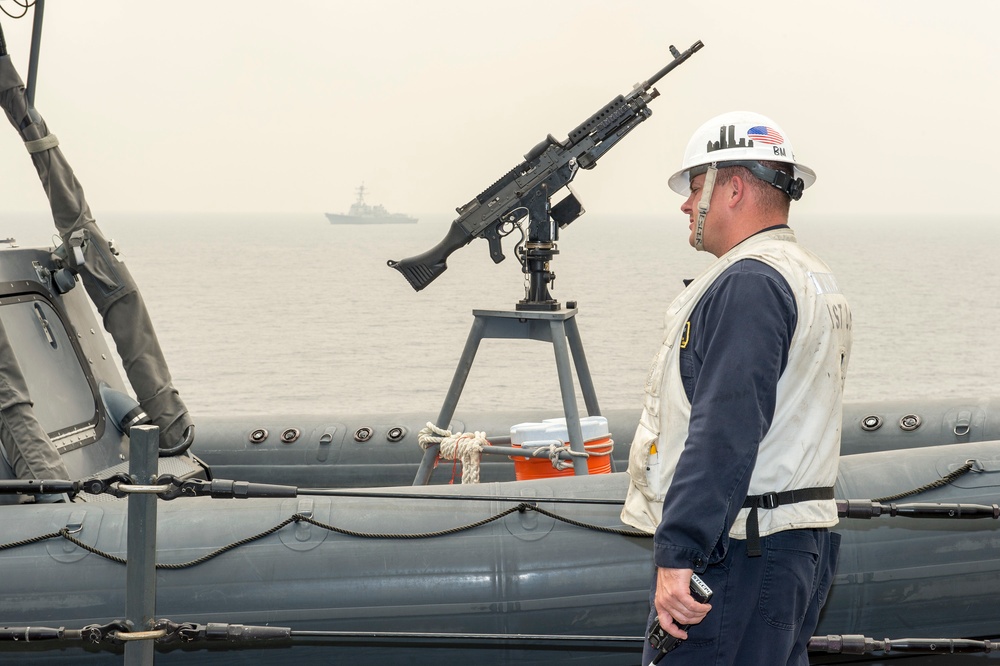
[79, 619, 197, 645]
[80, 620, 130, 644]
[80, 474, 200, 500]
[76, 475, 298, 500]
[151, 474, 192, 500]
[152, 619, 202, 643]
[78, 473, 134, 499]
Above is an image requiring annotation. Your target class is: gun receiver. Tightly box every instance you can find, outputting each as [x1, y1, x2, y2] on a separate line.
[388, 40, 703, 305]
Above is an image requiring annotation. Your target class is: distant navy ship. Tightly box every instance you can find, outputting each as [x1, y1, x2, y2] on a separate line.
[326, 184, 417, 224]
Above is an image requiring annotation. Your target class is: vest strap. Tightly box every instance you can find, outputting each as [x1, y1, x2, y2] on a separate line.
[741, 486, 834, 557]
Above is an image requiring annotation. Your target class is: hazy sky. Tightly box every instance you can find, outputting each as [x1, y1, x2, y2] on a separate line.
[1, 1, 997, 218]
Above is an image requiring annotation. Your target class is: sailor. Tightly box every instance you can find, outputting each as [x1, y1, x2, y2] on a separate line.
[621, 111, 852, 664]
[0, 39, 195, 458]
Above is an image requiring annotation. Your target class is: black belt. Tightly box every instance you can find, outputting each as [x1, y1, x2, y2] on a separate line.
[741, 487, 834, 557]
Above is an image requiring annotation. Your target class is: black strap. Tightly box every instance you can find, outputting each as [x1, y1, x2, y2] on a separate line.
[693, 160, 806, 200]
[741, 486, 834, 557]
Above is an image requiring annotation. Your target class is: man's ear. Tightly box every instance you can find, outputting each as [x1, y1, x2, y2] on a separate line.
[726, 174, 747, 209]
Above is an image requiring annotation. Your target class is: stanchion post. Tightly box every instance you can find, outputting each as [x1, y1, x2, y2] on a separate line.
[124, 424, 159, 665]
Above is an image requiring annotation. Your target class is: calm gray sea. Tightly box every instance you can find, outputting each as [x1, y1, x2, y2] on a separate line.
[2, 211, 999, 416]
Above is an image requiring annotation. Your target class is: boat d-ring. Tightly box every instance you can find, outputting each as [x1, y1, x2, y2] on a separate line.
[954, 410, 972, 437]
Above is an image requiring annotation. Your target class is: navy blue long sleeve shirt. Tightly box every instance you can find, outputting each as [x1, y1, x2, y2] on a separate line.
[653, 256, 797, 571]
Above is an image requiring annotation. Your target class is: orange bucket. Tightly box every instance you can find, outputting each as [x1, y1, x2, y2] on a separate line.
[509, 417, 613, 481]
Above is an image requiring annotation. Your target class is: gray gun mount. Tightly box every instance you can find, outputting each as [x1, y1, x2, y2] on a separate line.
[388, 40, 704, 308]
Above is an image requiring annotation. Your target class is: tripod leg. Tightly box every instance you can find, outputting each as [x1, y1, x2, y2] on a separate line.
[565, 315, 601, 417]
[551, 321, 588, 476]
[412, 316, 488, 485]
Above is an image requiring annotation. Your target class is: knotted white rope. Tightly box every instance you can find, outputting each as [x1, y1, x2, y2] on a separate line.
[524, 440, 614, 471]
[540, 443, 588, 471]
[418, 423, 489, 484]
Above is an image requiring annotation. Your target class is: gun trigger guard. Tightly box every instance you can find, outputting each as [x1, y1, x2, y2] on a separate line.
[483, 225, 506, 264]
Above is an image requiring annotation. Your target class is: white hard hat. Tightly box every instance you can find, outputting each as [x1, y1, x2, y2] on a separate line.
[668, 111, 816, 197]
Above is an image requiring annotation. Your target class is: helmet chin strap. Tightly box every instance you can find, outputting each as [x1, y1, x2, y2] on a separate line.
[693, 163, 718, 252]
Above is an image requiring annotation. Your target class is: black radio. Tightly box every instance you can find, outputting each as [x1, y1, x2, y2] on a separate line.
[646, 573, 714, 664]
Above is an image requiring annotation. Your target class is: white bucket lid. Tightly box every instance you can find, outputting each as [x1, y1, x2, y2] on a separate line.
[510, 416, 609, 445]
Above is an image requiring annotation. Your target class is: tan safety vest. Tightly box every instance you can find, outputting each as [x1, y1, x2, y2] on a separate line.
[620, 228, 852, 539]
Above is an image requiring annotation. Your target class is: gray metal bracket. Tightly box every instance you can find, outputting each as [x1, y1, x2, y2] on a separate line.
[412, 306, 601, 485]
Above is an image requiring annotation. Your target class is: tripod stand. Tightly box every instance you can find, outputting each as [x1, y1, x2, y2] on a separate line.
[412, 302, 602, 485]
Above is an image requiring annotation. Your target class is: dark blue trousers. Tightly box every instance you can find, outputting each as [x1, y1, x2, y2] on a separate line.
[641, 528, 840, 666]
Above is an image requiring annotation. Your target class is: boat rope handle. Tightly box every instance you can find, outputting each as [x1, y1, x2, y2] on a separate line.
[0, 503, 651, 569]
[872, 459, 978, 503]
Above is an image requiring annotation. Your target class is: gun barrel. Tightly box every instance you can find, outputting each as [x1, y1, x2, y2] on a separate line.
[568, 40, 704, 148]
[641, 40, 704, 92]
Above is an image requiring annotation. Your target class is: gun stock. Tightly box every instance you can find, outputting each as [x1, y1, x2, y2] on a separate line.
[387, 221, 473, 291]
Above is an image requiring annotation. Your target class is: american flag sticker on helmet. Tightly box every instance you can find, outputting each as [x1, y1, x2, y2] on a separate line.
[747, 126, 784, 145]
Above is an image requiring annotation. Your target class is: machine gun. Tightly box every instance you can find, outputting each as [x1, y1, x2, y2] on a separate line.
[388, 40, 703, 310]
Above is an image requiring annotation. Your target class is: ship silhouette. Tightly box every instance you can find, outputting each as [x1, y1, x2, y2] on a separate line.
[325, 184, 417, 225]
